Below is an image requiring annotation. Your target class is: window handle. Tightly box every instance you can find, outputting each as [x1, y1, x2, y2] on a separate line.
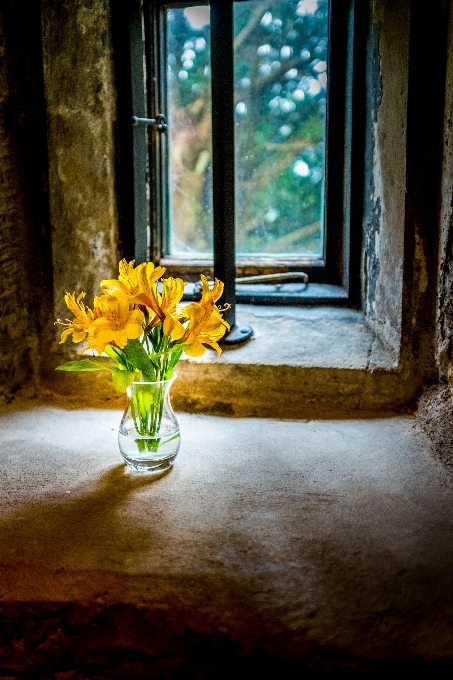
[131, 114, 168, 132]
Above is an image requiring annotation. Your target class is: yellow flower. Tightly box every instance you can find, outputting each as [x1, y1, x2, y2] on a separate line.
[87, 294, 145, 354]
[55, 292, 96, 345]
[101, 260, 186, 338]
[200, 274, 224, 305]
[124, 270, 186, 340]
[161, 277, 186, 340]
[101, 259, 166, 306]
[134, 262, 168, 320]
[179, 299, 229, 356]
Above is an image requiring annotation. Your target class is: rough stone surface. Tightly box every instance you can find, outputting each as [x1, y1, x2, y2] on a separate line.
[438, 0, 453, 381]
[41, 0, 120, 329]
[43, 306, 418, 418]
[0, 404, 452, 675]
[420, 2, 453, 472]
[0, 1, 54, 401]
[417, 384, 453, 478]
[362, 0, 410, 358]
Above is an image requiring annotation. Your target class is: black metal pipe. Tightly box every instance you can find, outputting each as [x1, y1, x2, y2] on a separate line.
[210, 0, 236, 328]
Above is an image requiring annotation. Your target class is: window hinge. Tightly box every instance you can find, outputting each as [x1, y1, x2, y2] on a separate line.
[132, 114, 168, 132]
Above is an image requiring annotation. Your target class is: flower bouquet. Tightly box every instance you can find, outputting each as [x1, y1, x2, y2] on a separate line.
[56, 259, 229, 471]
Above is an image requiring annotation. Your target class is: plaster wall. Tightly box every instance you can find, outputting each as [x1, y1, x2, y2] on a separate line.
[41, 0, 120, 328]
[0, 1, 53, 401]
[362, 0, 410, 360]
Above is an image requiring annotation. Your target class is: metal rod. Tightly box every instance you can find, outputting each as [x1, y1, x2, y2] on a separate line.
[194, 272, 309, 295]
[132, 115, 156, 125]
[131, 114, 168, 131]
[130, 0, 148, 264]
[235, 272, 309, 285]
[210, 0, 236, 329]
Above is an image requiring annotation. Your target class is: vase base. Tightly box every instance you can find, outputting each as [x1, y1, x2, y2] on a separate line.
[121, 454, 177, 473]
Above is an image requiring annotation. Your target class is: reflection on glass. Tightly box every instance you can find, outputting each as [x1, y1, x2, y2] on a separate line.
[234, 0, 328, 257]
[166, 6, 213, 257]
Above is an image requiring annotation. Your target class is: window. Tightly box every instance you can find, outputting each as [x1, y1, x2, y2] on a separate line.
[120, 0, 361, 324]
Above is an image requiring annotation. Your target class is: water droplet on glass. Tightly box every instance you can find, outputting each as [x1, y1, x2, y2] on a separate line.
[182, 49, 196, 61]
[280, 46, 293, 60]
[308, 78, 321, 95]
[296, 0, 318, 17]
[285, 68, 298, 80]
[257, 44, 271, 56]
[194, 37, 206, 51]
[279, 125, 292, 136]
[294, 160, 310, 177]
[313, 60, 327, 73]
[264, 208, 278, 223]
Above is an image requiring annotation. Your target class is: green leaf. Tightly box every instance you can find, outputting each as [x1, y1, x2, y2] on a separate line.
[162, 349, 185, 379]
[104, 345, 129, 369]
[169, 349, 184, 371]
[111, 369, 138, 392]
[56, 359, 115, 372]
[171, 343, 190, 356]
[121, 339, 156, 381]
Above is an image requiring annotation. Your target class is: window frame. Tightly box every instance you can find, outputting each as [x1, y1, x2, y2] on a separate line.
[117, 0, 363, 310]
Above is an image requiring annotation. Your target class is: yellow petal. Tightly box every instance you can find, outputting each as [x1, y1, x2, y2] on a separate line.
[64, 292, 83, 317]
[163, 314, 185, 340]
[90, 328, 116, 344]
[89, 317, 113, 335]
[184, 339, 206, 357]
[124, 322, 144, 340]
[112, 329, 129, 348]
[59, 327, 73, 344]
[100, 279, 129, 296]
[72, 328, 87, 343]
[184, 302, 205, 328]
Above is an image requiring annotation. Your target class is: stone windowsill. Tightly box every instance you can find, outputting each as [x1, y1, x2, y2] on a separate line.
[40, 305, 409, 418]
[171, 305, 404, 416]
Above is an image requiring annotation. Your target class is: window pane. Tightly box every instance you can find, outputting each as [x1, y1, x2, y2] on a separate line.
[234, 0, 328, 258]
[166, 6, 213, 257]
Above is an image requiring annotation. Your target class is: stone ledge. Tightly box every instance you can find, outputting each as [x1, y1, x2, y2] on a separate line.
[38, 306, 413, 416]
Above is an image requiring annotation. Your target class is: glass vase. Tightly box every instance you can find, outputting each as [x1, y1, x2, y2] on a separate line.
[118, 377, 180, 472]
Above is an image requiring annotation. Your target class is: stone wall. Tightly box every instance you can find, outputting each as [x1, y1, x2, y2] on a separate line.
[41, 0, 120, 331]
[417, 0, 453, 471]
[0, 1, 54, 401]
[1, 0, 453, 417]
[438, 0, 453, 382]
[361, 0, 410, 362]
[361, 0, 450, 422]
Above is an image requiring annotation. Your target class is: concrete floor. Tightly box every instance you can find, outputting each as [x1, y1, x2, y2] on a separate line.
[0, 404, 453, 676]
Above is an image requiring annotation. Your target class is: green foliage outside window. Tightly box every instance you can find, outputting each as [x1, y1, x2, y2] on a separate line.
[167, 0, 328, 258]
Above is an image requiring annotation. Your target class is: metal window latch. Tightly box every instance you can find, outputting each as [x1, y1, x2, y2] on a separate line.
[132, 113, 168, 131]
[235, 272, 309, 285]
